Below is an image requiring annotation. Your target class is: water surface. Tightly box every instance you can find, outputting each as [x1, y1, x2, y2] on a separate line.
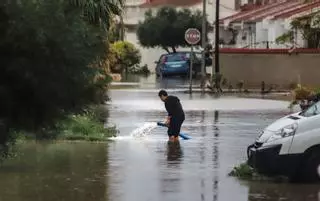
[0, 77, 318, 201]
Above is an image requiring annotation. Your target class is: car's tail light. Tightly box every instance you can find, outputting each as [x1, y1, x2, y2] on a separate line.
[163, 56, 168, 63]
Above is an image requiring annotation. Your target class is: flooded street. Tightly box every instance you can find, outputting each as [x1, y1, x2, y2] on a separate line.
[0, 76, 320, 201]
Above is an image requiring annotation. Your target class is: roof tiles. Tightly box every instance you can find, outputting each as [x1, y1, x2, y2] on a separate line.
[220, 0, 320, 25]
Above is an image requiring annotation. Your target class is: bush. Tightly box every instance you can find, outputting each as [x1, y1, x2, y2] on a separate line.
[289, 85, 320, 110]
[294, 85, 313, 101]
[0, 0, 123, 160]
[109, 41, 142, 73]
[229, 162, 288, 182]
[130, 64, 150, 75]
[0, 0, 116, 145]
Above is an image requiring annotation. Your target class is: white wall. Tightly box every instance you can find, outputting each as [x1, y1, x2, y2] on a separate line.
[123, 6, 149, 25]
[232, 24, 255, 48]
[192, 0, 237, 24]
[236, 19, 301, 49]
[254, 19, 306, 48]
[268, 21, 286, 48]
[296, 30, 306, 48]
[255, 22, 268, 48]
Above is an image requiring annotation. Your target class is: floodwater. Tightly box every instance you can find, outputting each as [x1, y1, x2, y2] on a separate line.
[1, 76, 319, 201]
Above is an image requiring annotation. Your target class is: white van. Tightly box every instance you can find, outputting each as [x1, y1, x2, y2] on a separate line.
[247, 100, 320, 182]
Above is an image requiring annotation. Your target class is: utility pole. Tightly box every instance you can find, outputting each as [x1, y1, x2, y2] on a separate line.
[200, 0, 207, 93]
[214, 0, 221, 92]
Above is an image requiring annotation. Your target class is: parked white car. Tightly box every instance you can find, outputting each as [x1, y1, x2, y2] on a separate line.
[247, 100, 320, 182]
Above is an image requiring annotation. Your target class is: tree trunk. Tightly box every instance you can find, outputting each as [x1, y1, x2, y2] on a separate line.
[162, 46, 170, 53]
[119, 15, 125, 41]
[172, 46, 176, 53]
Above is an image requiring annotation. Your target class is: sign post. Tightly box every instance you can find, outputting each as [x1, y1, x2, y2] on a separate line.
[214, 0, 221, 92]
[185, 28, 201, 93]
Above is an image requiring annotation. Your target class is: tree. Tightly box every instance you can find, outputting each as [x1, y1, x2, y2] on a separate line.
[276, 12, 320, 48]
[0, 0, 123, 154]
[109, 18, 124, 43]
[109, 41, 142, 73]
[136, 7, 208, 53]
[67, 0, 124, 29]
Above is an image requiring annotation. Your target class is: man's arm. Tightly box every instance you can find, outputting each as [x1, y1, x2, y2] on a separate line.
[165, 99, 173, 125]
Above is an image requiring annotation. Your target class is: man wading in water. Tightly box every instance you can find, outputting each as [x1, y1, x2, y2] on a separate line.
[158, 90, 185, 142]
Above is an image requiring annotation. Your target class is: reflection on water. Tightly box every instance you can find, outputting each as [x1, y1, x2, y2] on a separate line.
[160, 141, 183, 197]
[166, 141, 183, 162]
[213, 111, 219, 201]
[248, 182, 320, 201]
[0, 142, 108, 201]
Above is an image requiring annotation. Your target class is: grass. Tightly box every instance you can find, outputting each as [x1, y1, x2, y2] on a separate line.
[57, 114, 118, 141]
[54, 105, 118, 141]
[0, 130, 26, 163]
[12, 105, 118, 142]
[228, 162, 289, 182]
[228, 162, 256, 179]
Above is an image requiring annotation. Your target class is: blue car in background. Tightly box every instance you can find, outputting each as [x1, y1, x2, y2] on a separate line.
[155, 51, 202, 77]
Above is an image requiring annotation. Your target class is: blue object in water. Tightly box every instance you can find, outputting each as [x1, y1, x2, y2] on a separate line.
[157, 122, 191, 140]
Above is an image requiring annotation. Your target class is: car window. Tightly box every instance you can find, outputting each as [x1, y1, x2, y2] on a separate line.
[160, 52, 201, 63]
[164, 53, 186, 62]
[184, 52, 201, 60]
[300, 101, 320, 117]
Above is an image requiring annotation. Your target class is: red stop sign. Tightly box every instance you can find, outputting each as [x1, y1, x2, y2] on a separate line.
[185, 28, 201, 45]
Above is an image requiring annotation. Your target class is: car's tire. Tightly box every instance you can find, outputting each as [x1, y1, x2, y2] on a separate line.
[300, 151, 320, 182]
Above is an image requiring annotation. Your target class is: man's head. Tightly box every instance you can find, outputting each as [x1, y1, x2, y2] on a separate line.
[158, 90, 168, 102]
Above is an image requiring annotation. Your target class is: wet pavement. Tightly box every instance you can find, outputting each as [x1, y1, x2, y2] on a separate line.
[0, 76, 319, 201]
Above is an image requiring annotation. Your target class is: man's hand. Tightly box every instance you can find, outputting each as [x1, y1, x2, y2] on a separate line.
[165, 116, 171, 126]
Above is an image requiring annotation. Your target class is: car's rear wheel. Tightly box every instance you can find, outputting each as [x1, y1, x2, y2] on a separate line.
[300, 151, 320, 182]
